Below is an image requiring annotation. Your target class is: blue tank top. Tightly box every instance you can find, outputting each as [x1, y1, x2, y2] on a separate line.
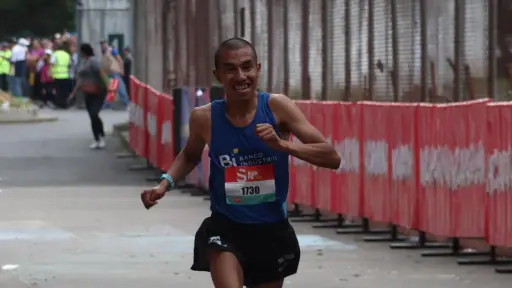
[208, 92, 289, 224]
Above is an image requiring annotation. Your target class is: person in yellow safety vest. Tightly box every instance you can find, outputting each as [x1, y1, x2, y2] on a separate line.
[0, 42, 11, 92]
[50, 43, 71, 108]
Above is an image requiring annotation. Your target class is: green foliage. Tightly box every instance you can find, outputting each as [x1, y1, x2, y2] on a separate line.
[0, 0, 75, 39]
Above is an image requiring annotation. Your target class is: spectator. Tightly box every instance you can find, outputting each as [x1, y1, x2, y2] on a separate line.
[6, 39, 16, 92]
[27, 40, 44, 100]
[122, 46, 132, 96]
[39, 49, 56, 108]
[69, 43, 113, 149]
[100, 40, 129, 108]
[69, 40, 79, 92]
[10, 38, 29, 97]
[0, 42, 10, 92]
[50, 42, 71, 108]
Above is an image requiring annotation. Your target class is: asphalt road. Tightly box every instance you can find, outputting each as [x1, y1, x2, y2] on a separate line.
[0, 109, 510, 287]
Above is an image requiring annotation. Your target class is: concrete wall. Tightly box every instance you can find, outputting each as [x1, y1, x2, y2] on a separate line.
[132, 0, 166, 92]
[79, 0, 133, 56]
[131, 0, 489, 100]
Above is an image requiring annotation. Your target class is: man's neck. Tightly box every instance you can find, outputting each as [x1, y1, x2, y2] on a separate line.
[225, 91, 258, 119]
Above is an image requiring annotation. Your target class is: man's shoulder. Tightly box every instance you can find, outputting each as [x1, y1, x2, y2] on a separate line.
[189, 104, 212, 135]
[191, 103, 212, 121]
[267, 93, 293, 110]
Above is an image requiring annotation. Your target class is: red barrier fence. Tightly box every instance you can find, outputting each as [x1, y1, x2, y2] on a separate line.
[128, 76, 512, 252]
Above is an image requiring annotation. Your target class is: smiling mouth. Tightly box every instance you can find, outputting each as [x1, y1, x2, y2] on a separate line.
[234, 84, 251, 91]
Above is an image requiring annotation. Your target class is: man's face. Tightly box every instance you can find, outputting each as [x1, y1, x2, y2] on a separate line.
[214, 46, 260, 101]
[101, 43, 108, 53]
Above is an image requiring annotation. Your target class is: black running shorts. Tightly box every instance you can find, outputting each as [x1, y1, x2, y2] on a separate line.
[191, 212, 301, 287]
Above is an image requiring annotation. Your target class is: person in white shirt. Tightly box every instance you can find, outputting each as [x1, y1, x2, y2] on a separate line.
[10, 38, 29, 97]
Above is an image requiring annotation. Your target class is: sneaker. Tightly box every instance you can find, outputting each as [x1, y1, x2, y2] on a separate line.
[98, 138, 106, 148]
[89, 141, 100, 149]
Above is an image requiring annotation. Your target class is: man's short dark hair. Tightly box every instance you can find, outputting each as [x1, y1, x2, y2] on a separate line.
[80, 43, 95, 57]
[214, 37, 258, 70]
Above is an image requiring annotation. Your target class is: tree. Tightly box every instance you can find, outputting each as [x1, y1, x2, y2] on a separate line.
[0, 0, 75, 39]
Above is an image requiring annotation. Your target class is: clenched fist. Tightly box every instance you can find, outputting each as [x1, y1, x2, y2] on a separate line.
[140, 186, 166, 209]
[255, 123, 284, 151]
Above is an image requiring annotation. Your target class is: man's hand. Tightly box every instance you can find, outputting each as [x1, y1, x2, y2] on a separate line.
[256, 123, 284, 151]
[140, 186, 166, 210]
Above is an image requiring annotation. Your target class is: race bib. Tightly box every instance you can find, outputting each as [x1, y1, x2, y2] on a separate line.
[224, 164, 276, 205]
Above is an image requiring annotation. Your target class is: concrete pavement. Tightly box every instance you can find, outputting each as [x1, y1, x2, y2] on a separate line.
[0, 109, 510, 287]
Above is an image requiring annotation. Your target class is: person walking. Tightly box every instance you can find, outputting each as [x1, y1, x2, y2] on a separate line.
[68, 43, 113, 149]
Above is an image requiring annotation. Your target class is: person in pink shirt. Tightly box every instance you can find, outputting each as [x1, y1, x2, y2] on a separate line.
[28, 40, 45, 100]
[39, 49, 56, 108]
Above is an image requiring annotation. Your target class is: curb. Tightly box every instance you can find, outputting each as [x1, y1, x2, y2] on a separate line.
[112, 122, 130, 150]
[0, 116, 58, 125]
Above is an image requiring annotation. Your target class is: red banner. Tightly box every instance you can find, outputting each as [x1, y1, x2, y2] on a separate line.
[332, 103, 363, 218]
[128, 77, 139, 154]
[486, 103, 512, 247]
[388, 103, 419, 229]
[291, 101, 314, 208]
[158, 93, 175, 171]
[361, 102, 392, 223]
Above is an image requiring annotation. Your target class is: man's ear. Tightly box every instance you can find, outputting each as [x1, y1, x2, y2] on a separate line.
[213, 69, 222, 84]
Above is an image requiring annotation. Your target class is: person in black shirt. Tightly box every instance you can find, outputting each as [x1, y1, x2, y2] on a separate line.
[122, 47, 132, 97]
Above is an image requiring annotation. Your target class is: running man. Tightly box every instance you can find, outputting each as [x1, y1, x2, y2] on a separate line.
[141, 37, 340, 288]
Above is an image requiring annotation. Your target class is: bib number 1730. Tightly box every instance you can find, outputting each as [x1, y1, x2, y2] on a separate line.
[241, 186, 260, 195]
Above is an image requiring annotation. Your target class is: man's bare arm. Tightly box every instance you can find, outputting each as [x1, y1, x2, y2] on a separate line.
[269, 94, 340, 170]
[156, 107, 208, 191]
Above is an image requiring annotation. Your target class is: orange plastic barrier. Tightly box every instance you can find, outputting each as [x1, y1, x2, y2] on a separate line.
[290, 101, 315, 208]
[452, 100, 488, 238]
[388, 103, 419, 229]
[311, 102, 336, 212]
[333, 102, 363, 218]
[146, 87, 160, 169]
[486, 103, 512, 248]
[126, 79, 512, 251]
[158, 93, 175, 171]
[135, 84, 148, 159]
[128, 77, 139, 154]
[418, 100, 488, 237]
[361, 102, 392, 223]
